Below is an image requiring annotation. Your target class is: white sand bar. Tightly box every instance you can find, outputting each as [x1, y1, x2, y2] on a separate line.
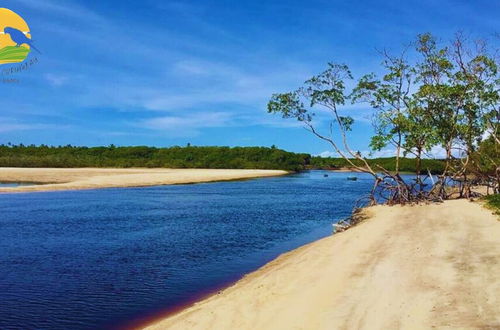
[0, 168, 288, 193]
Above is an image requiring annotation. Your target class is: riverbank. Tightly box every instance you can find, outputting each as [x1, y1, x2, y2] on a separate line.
[0, 168, 288, 193]
[144, 199, 500, 330]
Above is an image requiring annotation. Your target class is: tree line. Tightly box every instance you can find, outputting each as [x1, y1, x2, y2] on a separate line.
[310, 156, 446, 174]
[0, 143, 453, 173]
[268, 32, 499, 204]
[0, 144, 310, 171]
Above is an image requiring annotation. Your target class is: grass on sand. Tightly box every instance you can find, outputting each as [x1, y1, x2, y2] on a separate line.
[483, 194, 500, 216]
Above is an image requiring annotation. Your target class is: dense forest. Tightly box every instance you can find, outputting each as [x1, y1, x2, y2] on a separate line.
[0, 144, 310, 171]
[0, 144, 450, 173]
[310, 156, 445, 174]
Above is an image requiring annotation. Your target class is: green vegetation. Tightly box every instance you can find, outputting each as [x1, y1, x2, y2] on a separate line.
[268, 32, 499, 203]
[0, 46, 29, 62]
[0, 144, 310, 171]
[473, 135, 500, 175]
[310, 157, 445, 174]
[483, 194, 500, 216]
[0, 144, 449, 174]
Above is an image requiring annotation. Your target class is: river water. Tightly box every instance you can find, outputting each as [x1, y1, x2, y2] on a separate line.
[0, 170, 376, 329]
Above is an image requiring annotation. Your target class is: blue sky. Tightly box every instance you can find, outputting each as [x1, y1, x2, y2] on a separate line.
[1, 0, 499, 156]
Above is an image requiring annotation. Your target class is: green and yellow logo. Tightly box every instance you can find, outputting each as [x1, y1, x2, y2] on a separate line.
[0, 8, 39, 66]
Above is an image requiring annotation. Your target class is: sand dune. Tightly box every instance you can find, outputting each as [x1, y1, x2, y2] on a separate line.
[0, 168, 287, 193]
[144, 199, 500, 330]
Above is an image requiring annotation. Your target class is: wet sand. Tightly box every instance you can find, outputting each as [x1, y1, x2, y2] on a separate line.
[0, 168, 288, 193]
[144, 199, 500, 330]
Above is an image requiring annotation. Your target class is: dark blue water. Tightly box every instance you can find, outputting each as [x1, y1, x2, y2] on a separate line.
[0, 171, 374, 330]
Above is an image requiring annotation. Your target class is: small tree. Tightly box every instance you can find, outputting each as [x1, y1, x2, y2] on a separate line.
[351, 49, 413, 175]
[267, 63, 423, 204]
[268, 64, 376, 172]
[269, 32, 499, 205]
[268, 63, 388, 204]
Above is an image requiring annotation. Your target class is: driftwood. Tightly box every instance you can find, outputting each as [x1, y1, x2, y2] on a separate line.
[332, 167, 499, 234]
[333, 208, 367, 233]
[332, 223, 350, 233]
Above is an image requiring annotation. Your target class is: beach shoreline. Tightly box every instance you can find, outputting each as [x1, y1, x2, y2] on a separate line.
[0, 168, 288, 193]
[142, 199, 500, 330]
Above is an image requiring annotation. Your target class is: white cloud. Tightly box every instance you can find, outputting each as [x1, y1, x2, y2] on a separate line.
[16, 0, 105, 24]
[362, 146, 463, 159]
[317, 146, 460, 160]
[368, 149, 398, 158]
[173, 60, 240, 77]
[423, 146, 447, 159]
[138, 112, 233, 137]
[7, 1, 329, 135]
[317, 150, 339, 158]
[0, 119, 62, 133]
[423, 145, 463, 159]
[174, 61, 210, 75]
[318, 149, 397, 159]
[136, 109, 306, 137]
[481, 129, 492, 141]
[0, 123, 36, 133]
[142, 112, 232, 129]
[45, 73, 68, 87]
[250, 116, 304, 128]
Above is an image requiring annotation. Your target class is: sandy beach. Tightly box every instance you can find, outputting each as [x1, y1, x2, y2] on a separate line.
[145, 199, 500, 330]
[0, 168, 288, 193]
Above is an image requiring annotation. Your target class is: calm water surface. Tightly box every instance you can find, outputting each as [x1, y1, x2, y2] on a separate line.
[0, 171, 375, 330]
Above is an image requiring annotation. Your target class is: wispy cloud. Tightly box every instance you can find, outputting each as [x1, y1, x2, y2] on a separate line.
[136, 109, 304, 138]
[317, 146, 458, 159]
[138, 112, 233, 137]
[4, 0, 498, 153]
[73, 57, 311, 114]
[317, 150, 338, 158]
[0, 123, 38, 133]
[15, 0, 106, 24]
[44, 73, 68, 87]
[0, 118, 61, 133]
[360, 146, 462, 159]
